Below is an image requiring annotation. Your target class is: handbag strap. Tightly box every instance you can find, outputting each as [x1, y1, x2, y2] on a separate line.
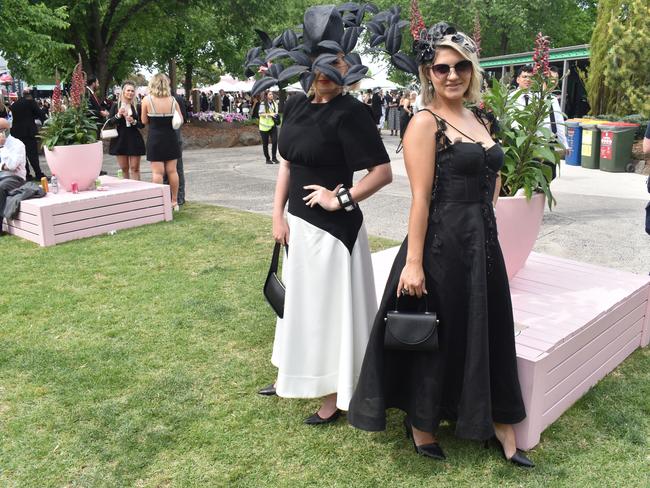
[268, 242, 288, 275]
[393, 294, 429, 313]
[101, 118, 115, 131]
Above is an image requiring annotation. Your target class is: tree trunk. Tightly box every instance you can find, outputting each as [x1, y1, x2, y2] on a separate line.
[184, 63, 193, 100]
[96, 49, 110, 98]
[169, 58, 177, 94]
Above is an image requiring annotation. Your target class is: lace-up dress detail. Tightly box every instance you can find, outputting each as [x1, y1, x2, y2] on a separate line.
[348, 108, 526, 441]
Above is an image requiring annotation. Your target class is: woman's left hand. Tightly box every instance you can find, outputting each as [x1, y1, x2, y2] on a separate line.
[303, 183, 343, 211]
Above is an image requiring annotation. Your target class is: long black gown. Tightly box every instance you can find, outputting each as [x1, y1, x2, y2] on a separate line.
[348, 109, 526, 441]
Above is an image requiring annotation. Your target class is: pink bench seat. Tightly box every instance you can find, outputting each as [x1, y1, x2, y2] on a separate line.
[2, 176, 172, 246]
[371, 248, 650, 450]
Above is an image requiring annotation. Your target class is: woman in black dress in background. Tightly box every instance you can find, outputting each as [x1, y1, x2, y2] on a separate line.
[141, 73, 183, 210]
[348, 18, 534, 468]
[109, 81, 146, 180]
[398, 90, 414, 140]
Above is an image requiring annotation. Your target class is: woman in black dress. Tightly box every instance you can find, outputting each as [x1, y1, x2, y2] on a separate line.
[348, 20, 534, 467]
[398, 90, 413, 140]
[141, 73, 183, 210]
[386, 91, 400, 136]
[109, 81, 146, 180]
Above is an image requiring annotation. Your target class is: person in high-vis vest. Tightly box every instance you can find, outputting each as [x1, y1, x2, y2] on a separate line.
[259, 91, 279, 164]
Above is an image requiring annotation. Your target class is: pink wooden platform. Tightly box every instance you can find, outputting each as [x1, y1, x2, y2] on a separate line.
[2, 176, 172, 246]
[372, 249, 650, 450]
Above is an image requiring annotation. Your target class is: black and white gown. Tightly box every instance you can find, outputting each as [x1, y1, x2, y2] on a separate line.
[271, 93, 390, 410]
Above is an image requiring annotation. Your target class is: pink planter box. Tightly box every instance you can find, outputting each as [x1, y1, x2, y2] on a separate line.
[2, 176, 172, 246]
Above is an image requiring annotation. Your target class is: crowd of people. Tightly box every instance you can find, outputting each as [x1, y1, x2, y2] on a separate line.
[0, 72, 187, 219]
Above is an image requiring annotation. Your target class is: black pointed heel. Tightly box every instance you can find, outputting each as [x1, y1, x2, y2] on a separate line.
[403, 417, 446, 460]
[485, 436, 535, 468]
[257, 383, 277, 396]
[304, 409, 341, 425]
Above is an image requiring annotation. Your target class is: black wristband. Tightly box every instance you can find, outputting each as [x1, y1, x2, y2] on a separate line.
[336, 187, 357, 212]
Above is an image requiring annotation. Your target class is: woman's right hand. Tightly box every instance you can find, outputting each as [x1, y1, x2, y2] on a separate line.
[397, 262, 427, 298]
[273, 216, 290, 246]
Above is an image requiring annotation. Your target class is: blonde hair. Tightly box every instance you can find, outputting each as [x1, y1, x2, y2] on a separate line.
[120, 80, 136, 104]
[418, 41, 482, 106]
[148, 73, 171, 98]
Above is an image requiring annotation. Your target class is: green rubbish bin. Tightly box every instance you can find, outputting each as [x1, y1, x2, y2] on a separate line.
[580, 123, 601, 169]
[597, 122, 640, 173]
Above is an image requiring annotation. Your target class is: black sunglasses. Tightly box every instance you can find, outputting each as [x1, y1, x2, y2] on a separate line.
[430, 60, 473, 79]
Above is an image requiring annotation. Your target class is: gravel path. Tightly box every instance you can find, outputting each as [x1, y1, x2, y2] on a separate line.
[100, 133, 650, 275]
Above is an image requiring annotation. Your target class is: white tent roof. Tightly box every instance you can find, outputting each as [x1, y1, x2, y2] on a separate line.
[358, 77, 401, 90]
[205, 74, 254, 92]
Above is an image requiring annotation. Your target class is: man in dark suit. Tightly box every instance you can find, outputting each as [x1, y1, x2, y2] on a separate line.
[86, 76, 109, 127]
[371, 88, 383, 132]
[86, 76, 109, 174]
[9, 88, 45, 180]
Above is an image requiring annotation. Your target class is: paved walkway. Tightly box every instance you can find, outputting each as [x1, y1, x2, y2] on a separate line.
[100, 133, 650, 275]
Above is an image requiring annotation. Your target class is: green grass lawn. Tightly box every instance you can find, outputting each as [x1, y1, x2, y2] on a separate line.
[1, 204, 648, 487]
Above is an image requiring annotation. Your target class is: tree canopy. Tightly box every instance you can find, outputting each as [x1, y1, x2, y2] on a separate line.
[0, 0, 70, 81]
[0, 0, 599, 95]
[586, 0, 649, 116]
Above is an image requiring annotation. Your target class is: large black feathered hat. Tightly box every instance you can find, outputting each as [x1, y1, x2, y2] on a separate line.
[244, 3, 379, 95]
[302, 6, 345, 55]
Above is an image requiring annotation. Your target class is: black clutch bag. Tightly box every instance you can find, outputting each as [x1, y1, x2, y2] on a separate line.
[384, 296, 439, 352]
[263, 242, 286, 318]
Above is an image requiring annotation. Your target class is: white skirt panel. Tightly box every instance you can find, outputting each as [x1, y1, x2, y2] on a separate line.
[271, 213, 377, 410]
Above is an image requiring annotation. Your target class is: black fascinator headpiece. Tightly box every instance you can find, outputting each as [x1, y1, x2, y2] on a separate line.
[244, 3, 379, 95]
[364, 0, 478, 78]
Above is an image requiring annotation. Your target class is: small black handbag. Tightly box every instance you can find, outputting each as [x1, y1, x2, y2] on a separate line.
[384, 295, 439, 352]
[263, 242, 286, 318]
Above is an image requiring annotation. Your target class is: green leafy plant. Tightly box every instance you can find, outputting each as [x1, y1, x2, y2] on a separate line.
[39, 60, 98, 149]
[482, 34, 562, 209]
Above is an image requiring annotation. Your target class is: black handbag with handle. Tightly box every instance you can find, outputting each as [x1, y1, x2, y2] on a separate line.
[263, 242, 287, 318]
[384, 295, 439, 352]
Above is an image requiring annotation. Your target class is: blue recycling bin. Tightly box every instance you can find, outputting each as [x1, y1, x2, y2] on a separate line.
[565, 120, 582, 166]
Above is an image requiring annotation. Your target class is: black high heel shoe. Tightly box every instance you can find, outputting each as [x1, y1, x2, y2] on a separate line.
[485, 437, 535, 468]
[304, 409, 341, 425]
[257, 384, 277, 396]
[403, 417, 446, 460]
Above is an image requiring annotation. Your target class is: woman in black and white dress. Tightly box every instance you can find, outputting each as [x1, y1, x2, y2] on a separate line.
[256, 12, 393, 420]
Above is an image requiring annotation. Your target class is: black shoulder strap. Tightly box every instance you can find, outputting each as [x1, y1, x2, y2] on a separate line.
[418, 108, 448, 149]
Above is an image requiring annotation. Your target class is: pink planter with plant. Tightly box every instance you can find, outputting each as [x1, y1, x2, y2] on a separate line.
[44, 141, 103, 192]
[40, 57, 102, 192]
[495, 192, 546, 280]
